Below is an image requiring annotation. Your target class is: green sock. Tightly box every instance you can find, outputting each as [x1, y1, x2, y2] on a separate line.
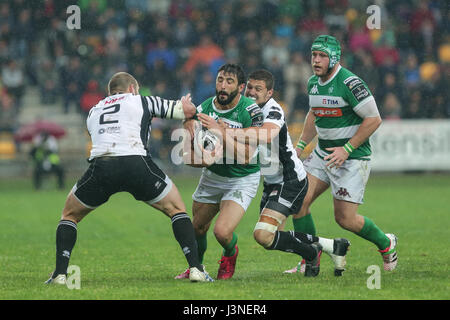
[196, 234, 207, 264]
[356, 216, 390, 250]
[292, 213, 316, 236]
[222, 232, 238, 257]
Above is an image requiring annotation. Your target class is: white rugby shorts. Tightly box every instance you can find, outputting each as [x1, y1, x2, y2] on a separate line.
[192, 169, 260, 211]
[303, 151, 371, 204]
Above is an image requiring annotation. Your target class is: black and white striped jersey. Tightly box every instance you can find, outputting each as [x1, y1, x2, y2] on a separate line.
[86, 93, 178, 161]
[259, 98, 307, 184]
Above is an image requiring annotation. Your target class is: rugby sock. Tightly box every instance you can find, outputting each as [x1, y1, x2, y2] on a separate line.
[222, 232, 238, 257]
[293, 231, 319, 244]
[318, 237, 335, 255]
[268, 231, 316, 261]
[293, 213, 316, 236]
[196, 233, 207, 264]
[54, 220, 77, 277]
[171, 213, 203, 271]
[292, 231, 334, 256]
[356, 216, 390, 250]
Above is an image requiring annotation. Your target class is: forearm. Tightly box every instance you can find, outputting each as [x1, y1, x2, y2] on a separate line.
[223, 129, 257, 165]
[346, 116, 381, 150]
[297, 111, 317, 148]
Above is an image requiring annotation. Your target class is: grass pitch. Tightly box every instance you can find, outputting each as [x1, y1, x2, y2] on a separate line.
[0, 173, 449, 300]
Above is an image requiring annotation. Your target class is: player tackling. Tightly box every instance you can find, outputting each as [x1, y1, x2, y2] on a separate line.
[45, 72, 213, 285]
[199, 69, 351, 276]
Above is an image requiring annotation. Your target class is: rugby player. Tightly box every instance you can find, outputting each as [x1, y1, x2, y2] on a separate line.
[200, 69, 351, 276]
[176, 64, 263, 280]
[290, 35, 398, 273]
[46, 72, 213, 285]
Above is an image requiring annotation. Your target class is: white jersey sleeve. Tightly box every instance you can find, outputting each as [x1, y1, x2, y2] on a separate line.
[262, 98, 285, 128]
[87, 93, 180, 160]
[143, 96, 179, 119]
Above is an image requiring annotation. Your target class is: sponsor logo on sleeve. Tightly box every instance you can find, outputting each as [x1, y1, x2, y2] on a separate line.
[344, 76, 370, 102]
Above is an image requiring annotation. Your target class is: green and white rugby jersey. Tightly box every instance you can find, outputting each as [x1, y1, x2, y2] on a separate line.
[308, 65, 374, 160]
[197, 95, 263, 177]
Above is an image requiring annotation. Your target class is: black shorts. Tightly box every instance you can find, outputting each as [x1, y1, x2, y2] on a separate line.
[72, 155, 172, 208]
[259, 177, 308, 217]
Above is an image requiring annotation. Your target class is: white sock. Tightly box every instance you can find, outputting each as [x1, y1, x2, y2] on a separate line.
[318, 237, 334, 255]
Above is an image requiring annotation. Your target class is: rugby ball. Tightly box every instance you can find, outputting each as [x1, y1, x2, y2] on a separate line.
[193, 126, 221, 158]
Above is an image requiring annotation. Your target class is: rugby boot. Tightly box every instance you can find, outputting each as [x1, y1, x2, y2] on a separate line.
[189, 266, 214, 282]
[283, 259, 305, 274]
[304, 243, 322, 277]
[379, 233, 398, 271]
[217, 245, 238, 280]
[44, 273, 66, 285]
[330, 238, 351, 276]
[174, 268, 190, 279]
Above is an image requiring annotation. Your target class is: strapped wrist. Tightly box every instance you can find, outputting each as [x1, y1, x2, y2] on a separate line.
[297, 140, 307, 150]
[343, 142, 355, 154]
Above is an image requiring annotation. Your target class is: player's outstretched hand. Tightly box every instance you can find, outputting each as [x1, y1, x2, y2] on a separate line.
[181, 93, 196, 119]
[324, 147, 349, 169]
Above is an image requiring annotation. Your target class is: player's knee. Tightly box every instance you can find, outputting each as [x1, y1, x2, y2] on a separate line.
[213, 225, 232, 243]
[61, 207, 85, 223]
[334, 212, 351, 229]
[253, 229, 274, 248]
[193, 221, 208, 236]
[61, 194, 90, 223]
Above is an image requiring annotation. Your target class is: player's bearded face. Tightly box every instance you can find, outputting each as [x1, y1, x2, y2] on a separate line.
[215, 71, 241, 105]
[216, 87, 239, 105]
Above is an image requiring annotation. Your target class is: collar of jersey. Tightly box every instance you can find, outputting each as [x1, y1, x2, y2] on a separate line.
[318, 65, 342, 86]
[261, 98, 276, 110]
[212, 95, 242, 113]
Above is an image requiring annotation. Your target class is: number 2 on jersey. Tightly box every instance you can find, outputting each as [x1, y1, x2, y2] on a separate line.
[99, 104, 120, 125]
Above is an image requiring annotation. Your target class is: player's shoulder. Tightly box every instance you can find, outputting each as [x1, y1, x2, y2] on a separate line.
[240, 95, 258, 107]
[262, 98, 285, 123]
[338, 67, 372, 103]
[237, 95, 260, 115]
[338, 67, 367, 87]
[197, 96, 215, 113]
[263, 98, 284, 115]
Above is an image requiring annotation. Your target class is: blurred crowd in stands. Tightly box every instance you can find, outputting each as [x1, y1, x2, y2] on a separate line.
[0, 0, 448, 160]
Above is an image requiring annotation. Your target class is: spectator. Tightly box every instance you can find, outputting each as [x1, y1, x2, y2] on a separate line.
[146, 38, 177, 72]
[421, 69, 448, 119]
[377, 72, 403, 104]
[403, 91, 425, 119]
[80, 80, 104, 117]
[0, 88, 17, 132]
[182, 35, 224, 75]
[283, 52, 312, 108]
[262, 35, 290, 69]
[299, 8, 327, 35]
[37, 59, 59, 105]
[60, 56, 85, 114]
[402, 52, 421, 90]
[348, 26, 373, 53]
[1, 59, 25, 109]
[380, 92, 402, 120]
[194, 70, 215, 105]
[30, 132, 65, 190]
